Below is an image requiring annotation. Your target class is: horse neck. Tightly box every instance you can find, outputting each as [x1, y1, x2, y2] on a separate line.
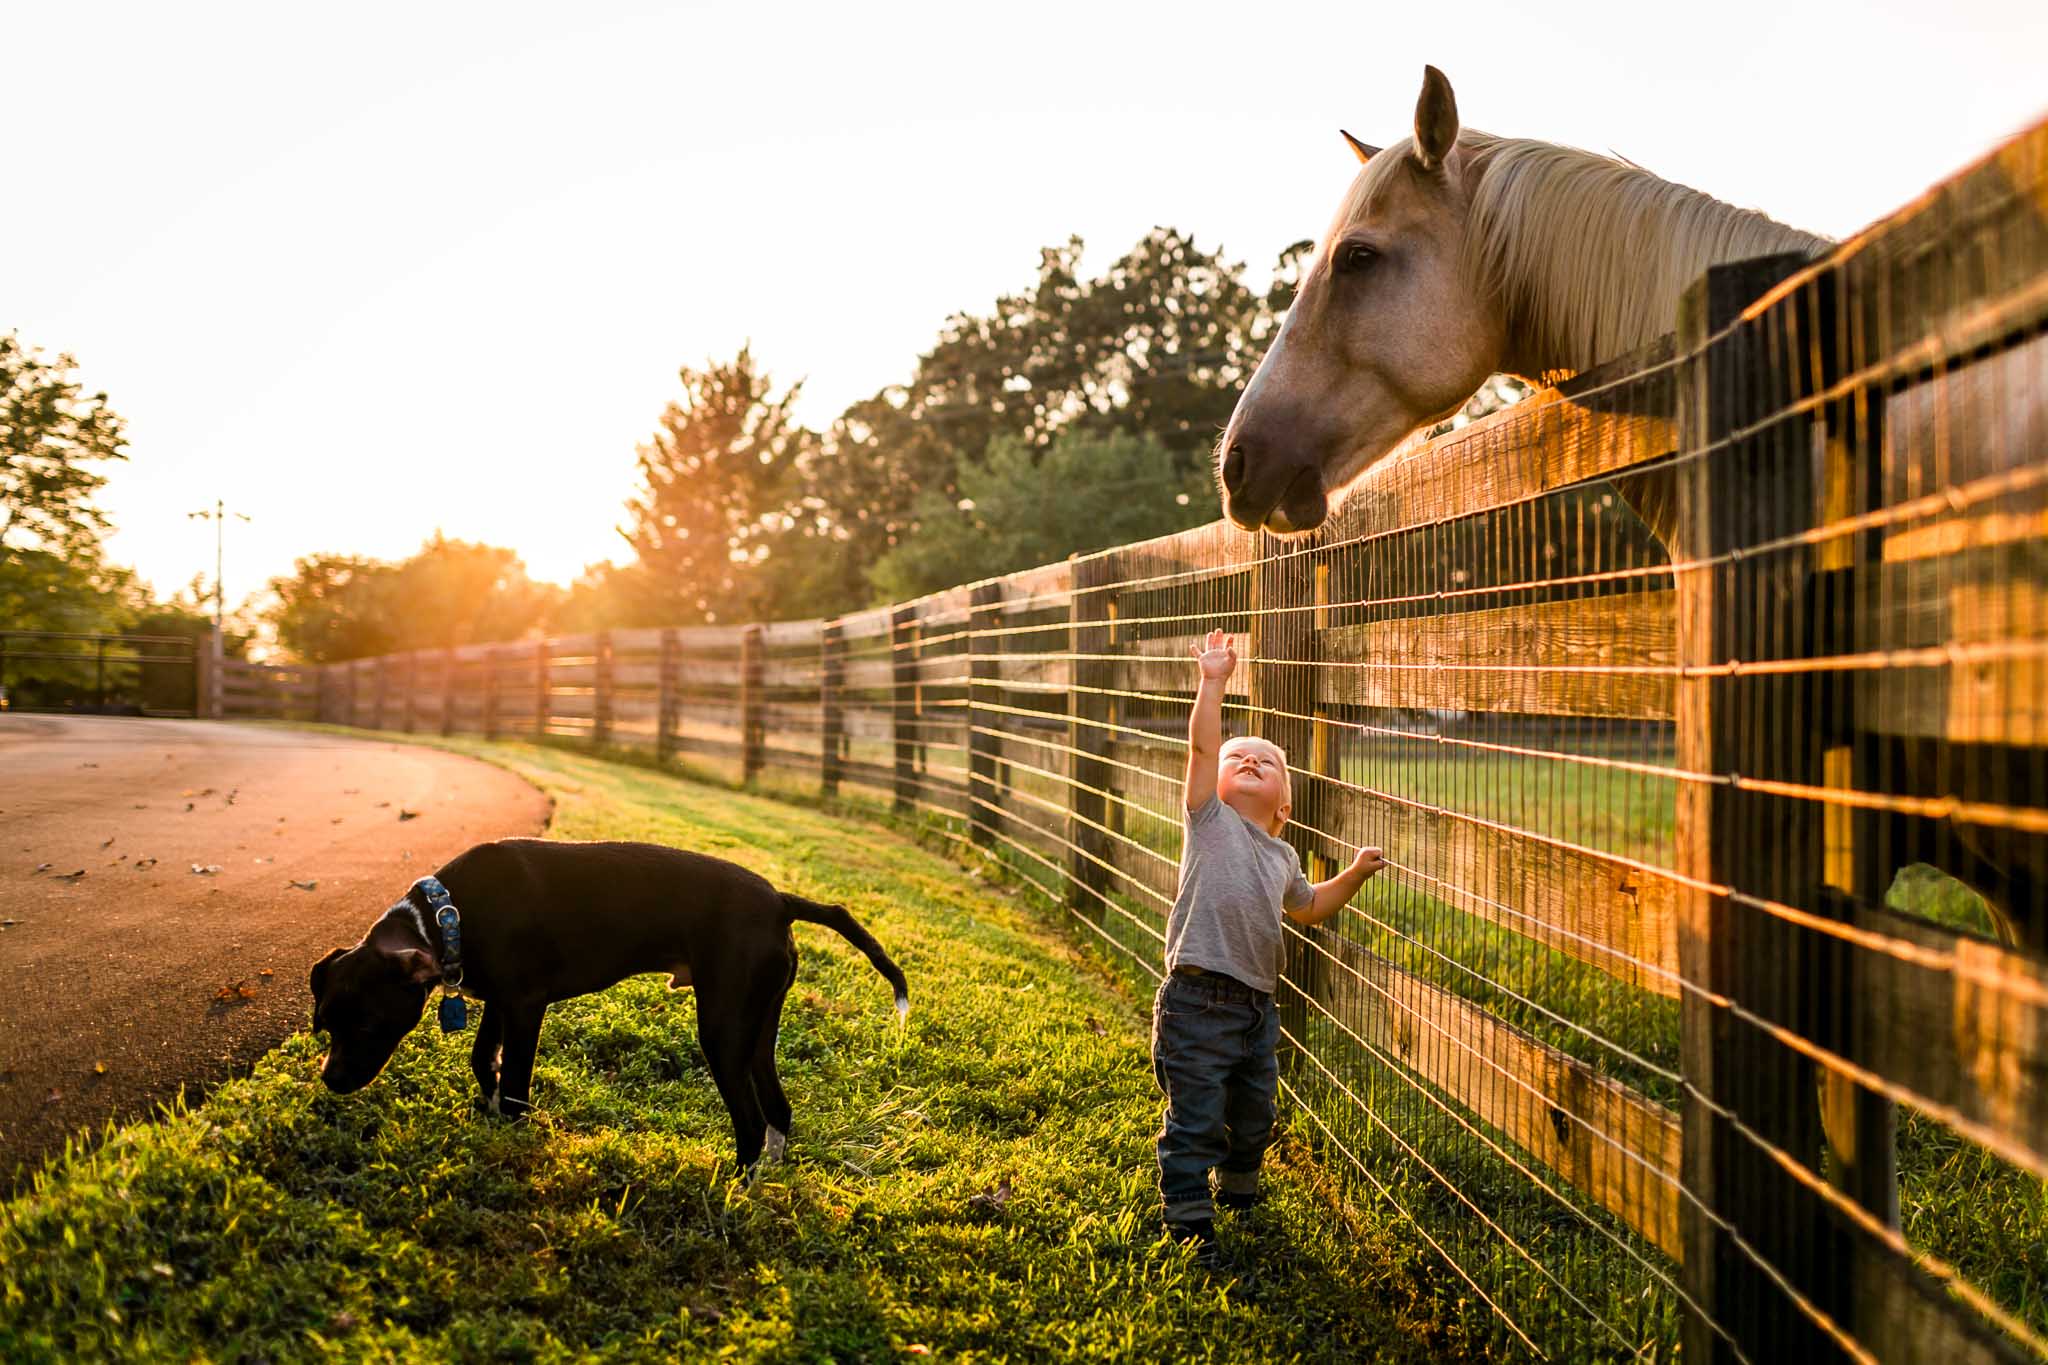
[1465, 136, 1832, 382]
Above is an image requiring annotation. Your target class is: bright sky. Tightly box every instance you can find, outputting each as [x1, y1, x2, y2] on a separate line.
[6, 0, 2043, 610]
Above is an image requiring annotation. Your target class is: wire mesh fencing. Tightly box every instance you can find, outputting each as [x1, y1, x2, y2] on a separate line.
[292, 121, 2048, 1362]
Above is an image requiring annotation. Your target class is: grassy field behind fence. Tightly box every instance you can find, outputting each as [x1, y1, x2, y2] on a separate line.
[0, 736, 1495, 1364]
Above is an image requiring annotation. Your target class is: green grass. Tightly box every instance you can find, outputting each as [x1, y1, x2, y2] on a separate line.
[0, 737, 1489, 1364]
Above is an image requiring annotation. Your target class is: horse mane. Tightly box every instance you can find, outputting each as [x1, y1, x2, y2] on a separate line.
[1342, 131, 1832, 380]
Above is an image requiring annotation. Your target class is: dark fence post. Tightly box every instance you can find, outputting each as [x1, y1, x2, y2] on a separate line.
[891, 605, 917, 815]
[1676, 254, 1845, 1365]
[821, 620, 845, 798]
[594, 630, 613, 748]
[533, 639, 549, 741]
[967, 582, 1002, 849]
[373, 655, 389, 730]
[1249, 532, 1325, 1068]
[740, 624, 765, 783]
[400, 651, 419, 733]
[1067, 553, 1113, 919]
[482, 646, 500, 738]
[657, 628, 679, 765]
[441, 645, 457, 736]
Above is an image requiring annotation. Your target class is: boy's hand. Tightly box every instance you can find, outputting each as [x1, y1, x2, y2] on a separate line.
[1192, 628, 1237, 681]
[1348, 845, 1388, 879]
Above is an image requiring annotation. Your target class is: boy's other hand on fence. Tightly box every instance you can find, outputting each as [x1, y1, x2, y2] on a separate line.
[1193, 629, 1237, 681]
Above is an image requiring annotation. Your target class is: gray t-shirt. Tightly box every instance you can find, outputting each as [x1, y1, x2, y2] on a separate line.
[1164, 795, 1314, 993]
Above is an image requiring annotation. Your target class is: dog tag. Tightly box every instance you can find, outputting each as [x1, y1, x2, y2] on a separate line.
[438, 993, 468, 1032]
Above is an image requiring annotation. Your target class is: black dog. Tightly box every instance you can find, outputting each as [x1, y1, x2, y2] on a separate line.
[309, 838, 908, 1167]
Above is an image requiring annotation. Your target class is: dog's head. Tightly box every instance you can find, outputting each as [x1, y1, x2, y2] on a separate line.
[308, 926, 441, 1093]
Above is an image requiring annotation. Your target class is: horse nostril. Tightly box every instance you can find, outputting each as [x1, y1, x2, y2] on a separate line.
[1222, 442, 1248, 497]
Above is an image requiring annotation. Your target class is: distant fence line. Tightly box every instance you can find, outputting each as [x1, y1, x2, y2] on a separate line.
[218, 121, 2048, 1362]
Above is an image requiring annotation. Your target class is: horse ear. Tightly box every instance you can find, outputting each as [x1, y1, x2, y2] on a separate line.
[1340, 129, 1379, 165]
[1412, 64, 1459, 171]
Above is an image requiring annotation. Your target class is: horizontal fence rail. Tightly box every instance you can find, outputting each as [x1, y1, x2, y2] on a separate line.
[222, 122, 2047, 1362]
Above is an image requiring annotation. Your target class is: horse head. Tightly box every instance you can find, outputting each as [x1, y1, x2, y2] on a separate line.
[1219, 65, 1504, 534]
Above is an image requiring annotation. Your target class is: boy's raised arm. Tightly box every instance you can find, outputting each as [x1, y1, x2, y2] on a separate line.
[1184, 628, 1235, 813]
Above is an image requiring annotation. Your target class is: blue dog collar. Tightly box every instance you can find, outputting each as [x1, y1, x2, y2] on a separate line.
[410, 876, 469, 1031]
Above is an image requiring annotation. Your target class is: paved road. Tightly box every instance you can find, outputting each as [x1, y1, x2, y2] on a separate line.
[0, 716, 550, 1185]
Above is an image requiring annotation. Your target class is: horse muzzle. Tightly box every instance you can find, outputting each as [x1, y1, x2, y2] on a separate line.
[1221, 441, 1330, 535]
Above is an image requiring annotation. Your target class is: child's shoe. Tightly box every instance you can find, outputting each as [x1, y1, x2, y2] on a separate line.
[1164, 1217, 1222, 1268]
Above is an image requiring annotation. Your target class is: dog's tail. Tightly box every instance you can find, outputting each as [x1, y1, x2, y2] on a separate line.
[780, 894, 911, 1020]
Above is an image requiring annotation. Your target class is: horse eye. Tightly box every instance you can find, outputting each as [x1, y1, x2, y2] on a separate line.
[1340, 243, 1378, 273]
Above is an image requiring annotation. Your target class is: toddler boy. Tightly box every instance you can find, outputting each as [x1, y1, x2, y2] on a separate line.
[1154, 628, 1385, 1258]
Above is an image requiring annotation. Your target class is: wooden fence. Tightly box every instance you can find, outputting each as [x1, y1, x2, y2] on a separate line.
[235, 121, 2047, 1361]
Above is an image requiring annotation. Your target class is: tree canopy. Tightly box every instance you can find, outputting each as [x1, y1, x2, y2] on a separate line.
[1, 332, 128, 556]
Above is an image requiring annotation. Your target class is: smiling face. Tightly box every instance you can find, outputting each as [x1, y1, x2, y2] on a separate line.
[1217, 737, 1292, 835]
[1217, 65, 1506, 534]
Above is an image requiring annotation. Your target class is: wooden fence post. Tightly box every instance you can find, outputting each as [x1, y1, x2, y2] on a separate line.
[196, 627, 223, 720]
[1675, 254, 1844, 1364]
[657, 628, 680, 765]
[399, 651, 417, 733]
[891, 605, 917, 815]
[441, 645, 458, 736]
[1067, 553, 1113, 918]
[594, 630, 613, 748]
[482, 646, 501, 739]
[373, 655, 389, 730]
[740, 624, 765, 783]
[967, 582, 1002, 849]
[1249, 533, 1326, 1066]
[821, 620, 845, 798]
[533, 639, 549, 741]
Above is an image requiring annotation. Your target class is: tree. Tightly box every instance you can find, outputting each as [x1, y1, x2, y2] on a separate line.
[867, 430, 1214, 603]
[617, 347, 814, 624]
[1, 332, 128, 556]
[794, 229, 1292, 605]
[263, 537, 559, 662]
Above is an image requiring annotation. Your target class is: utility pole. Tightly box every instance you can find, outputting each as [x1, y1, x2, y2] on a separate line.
[187, 499, 251, 628]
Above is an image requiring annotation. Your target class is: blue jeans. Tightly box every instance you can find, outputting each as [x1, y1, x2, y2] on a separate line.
[1151, 970, 1279, 1224]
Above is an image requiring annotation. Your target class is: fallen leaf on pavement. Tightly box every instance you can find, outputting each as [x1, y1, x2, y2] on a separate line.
[190, 864, 221, 876]
[398, 809, 420, 822]
[45, 1088, 61, 1104]
[93, 1061, 107, 1075]
[100, 836, 115, 849]
[133, 858, 157, 871]
[215, 981, 258, 1001]
[289, 880, 317, 891]
[33, 863, 51, 875]
[374, 801, 390, 808]
[183, 803, 194, 813]
[54, 870, 87, 884]
[258, 968, 274, 977]
[1, 918, 21, 928]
